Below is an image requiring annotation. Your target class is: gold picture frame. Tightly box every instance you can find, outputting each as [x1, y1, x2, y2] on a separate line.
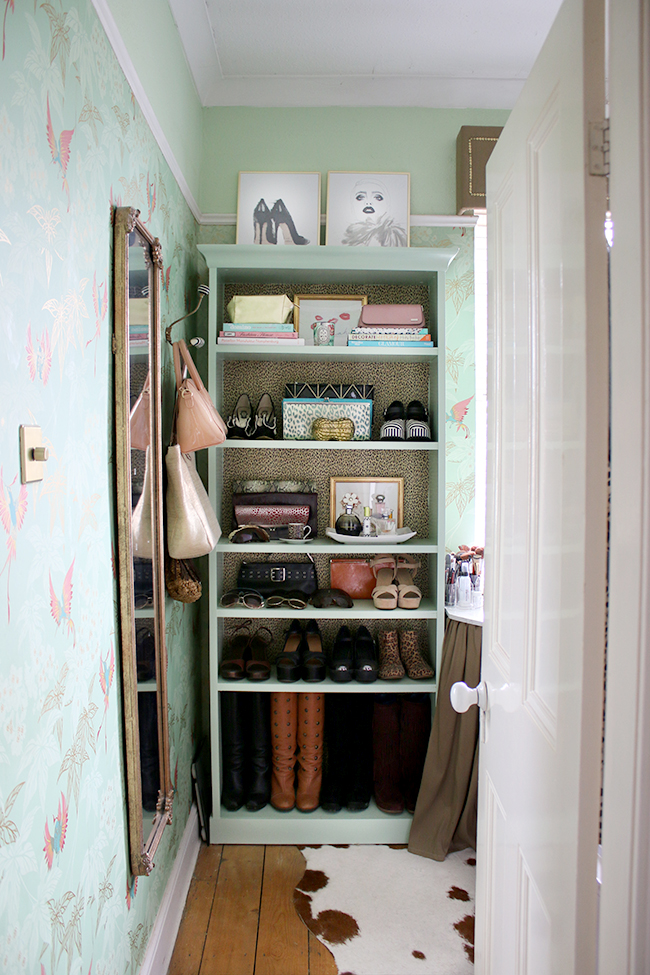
[330, 477, 404, 528]
[294, 294, 368, 345]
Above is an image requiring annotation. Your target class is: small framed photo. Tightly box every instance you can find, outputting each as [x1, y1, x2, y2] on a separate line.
[330, 477, 404, 528]
[294, 294, 368, 346]
[325, 172, 410, 247]
[236, 172, 321, 246]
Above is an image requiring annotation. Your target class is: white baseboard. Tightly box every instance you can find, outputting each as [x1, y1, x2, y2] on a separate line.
[140, 805, 202, 975]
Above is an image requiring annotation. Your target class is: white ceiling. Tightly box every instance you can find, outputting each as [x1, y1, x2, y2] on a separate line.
[167, 0, 563, 109]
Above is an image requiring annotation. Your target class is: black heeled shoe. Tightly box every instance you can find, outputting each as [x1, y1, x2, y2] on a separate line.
[329, 625, 354, 682]
[250, 393, 277, 440]
[253, 199, 276, 245]
[379, 400, 405, 441]
[227, 393, 253, 439]
[302, 620, 326, 682]
[354, 625, 378, 683]
[276, 620, 304, 682]
[270, 199, 309, 245]
[405, 400, 432, 442]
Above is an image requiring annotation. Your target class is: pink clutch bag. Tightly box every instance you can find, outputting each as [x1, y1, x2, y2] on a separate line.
[234, 504, 310, 528]
[359, 304, 425, 327]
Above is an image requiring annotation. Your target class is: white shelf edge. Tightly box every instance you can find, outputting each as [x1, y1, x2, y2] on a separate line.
[216, 676, 438, 693]
[215, 599, 438, 620]
[221, 439, 440, 450]
[215, 539, 439, 553]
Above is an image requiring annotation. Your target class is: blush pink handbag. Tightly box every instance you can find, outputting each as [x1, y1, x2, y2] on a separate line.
[358, 304, 425, 327]
[173, 340, 227, 452]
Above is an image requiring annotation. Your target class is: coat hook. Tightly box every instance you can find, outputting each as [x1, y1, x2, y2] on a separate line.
[165, 284, 210, 345]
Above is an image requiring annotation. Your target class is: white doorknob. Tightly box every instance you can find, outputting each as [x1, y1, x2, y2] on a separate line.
[450, 680, 488, 713]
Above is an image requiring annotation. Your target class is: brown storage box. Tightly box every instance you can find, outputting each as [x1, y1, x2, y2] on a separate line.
[456, 125, 503, 213]
[330, 558, 376, 600]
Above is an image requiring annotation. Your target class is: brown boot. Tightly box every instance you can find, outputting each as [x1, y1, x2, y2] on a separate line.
[296, 692, 324, 811]
[372, 696, 404, 813]
[399, 630, 434, 680]
[400, 695, 432, 813]
[378, 630, 405, 679]
[271, 692, 297, 811]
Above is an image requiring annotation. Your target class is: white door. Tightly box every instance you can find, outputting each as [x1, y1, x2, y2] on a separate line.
[476, 0, 609, 969]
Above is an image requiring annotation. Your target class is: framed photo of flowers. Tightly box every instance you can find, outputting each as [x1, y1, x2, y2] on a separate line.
[329, 477, 404, 528]
[294, 294, 367, 346]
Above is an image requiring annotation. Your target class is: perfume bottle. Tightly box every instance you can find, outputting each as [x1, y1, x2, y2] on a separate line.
[372, 494, 395, 534]
[335, 502, 362, 536]
[361, 506, 374, 536]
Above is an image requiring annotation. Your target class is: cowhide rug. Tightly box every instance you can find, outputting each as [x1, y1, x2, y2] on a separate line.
[294, 845, 475, 975]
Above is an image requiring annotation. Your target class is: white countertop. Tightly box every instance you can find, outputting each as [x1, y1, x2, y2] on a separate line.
[445, 605, 484, 626]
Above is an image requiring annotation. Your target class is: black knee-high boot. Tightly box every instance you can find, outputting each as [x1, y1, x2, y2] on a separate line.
[400, 694, 432, 814]
[247, 692, 271, 811]
[346, 695, 374, 811]
[220, 692, 247, 811]
[320, 694, 348, 812]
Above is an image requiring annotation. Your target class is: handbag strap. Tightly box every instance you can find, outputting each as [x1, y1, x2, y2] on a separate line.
[173, 339, 206, 395]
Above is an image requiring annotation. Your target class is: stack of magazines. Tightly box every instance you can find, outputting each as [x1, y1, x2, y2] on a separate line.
[346, 327, 432, 348]
[218, 323, 305, 345]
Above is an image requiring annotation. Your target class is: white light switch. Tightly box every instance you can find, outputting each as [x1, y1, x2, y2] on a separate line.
[19, 425, 48, 483]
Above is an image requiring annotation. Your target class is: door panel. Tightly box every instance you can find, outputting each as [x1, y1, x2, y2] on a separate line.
[477, 0, 608, 970]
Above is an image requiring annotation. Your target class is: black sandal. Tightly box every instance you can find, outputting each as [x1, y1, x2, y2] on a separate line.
[246, 626, 272, 681]
[219, 624, 251, 680]
[405, 400, 432, 442]
[276, 620, 303, 682]
[302, 620, 326, 682]
[380, 400, 405, 441]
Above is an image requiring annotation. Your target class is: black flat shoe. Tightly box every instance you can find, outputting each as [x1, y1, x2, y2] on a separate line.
[227, 393, 253, 439]
[405, 400, 432, 442]
[302, 620, 326, 682]
[250, 392, 277, 440]
[354, 624, 378, 682]
[380, 400, 405, 441]
[329, 625, 354, 682]
[276, 620, 303, 682]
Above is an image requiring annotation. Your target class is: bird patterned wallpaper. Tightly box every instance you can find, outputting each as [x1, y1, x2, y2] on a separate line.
[0, 2, 203, 972]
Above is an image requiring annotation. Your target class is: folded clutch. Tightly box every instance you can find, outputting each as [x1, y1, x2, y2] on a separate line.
[359, 304, 425, 327]
[234, 504, 310, 528]
[329, 558, 376, 600]
[232, 491, 318, 538]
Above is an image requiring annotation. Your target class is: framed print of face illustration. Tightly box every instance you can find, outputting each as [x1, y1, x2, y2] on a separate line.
[236, 172, 321, 246]
[325, 172, 410, 247]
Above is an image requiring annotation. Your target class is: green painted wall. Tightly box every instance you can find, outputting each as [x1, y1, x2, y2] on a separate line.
[200, 106, 510, 215]
[106, 0, 204, 204]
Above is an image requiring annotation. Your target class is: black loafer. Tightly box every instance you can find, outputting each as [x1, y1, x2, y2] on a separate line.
[226, 393, 253, 439]
[405, 400, 432, 442]
[380, 400, 405, 441]
[250, 392, 277, 440]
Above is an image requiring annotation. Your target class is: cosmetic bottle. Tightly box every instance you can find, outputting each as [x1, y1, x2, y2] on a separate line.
[457, 562, 472, 607]
[361, 506, 374, 536]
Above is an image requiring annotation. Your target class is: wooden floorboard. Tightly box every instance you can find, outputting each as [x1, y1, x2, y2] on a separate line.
[200, 845, 265, 975]
[168, 844, 339, 975]
[255, 845, 309, 975]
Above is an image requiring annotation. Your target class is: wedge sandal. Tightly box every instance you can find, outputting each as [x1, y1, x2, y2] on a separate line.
[394, 554, 422, 609]
[370, 555, 398, 610]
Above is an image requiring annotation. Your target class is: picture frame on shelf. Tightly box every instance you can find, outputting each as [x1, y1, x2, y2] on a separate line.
[236, 172, 321, 246]
[294, 294, 368, 345]
[325, 172, 410, 247]
[329, 477, 404, 528]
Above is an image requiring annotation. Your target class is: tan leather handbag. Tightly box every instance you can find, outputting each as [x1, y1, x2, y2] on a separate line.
[173, 340, 227, 452]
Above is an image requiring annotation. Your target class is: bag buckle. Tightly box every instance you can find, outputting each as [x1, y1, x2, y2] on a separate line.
[270, 567, 286, 583]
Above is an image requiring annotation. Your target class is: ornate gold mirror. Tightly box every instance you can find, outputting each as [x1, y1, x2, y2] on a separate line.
[113, 206, 172, 876]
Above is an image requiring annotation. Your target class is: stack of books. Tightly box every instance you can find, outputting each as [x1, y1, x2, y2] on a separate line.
[218, 323, 305, 346]
[346, 326, 433, 348]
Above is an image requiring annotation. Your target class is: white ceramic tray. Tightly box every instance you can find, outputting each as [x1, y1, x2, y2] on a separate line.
[325, 527, 417, 545]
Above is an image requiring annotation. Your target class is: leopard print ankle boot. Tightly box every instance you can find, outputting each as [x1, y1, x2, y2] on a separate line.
[398, 631, 434, 680]
[378, 630, 405, 680]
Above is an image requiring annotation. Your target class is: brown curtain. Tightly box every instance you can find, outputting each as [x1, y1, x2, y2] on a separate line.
[408, 619, 482, 861]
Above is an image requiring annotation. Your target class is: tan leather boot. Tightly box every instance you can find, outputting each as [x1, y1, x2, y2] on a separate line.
[270, 692, 297, 811]
[296, 692, 324, 811]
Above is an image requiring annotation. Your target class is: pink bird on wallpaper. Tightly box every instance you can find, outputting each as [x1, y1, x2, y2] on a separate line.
[49, 559, 76, 645]
[126, 874, 138, 910]
[96, 641, 115, 748]
[446, 395, 474, 438]
[43, 791, 68, 869]
[0, 468, 28, 623]
[46, 95, 74, 210]
[26, 322, 52, 385]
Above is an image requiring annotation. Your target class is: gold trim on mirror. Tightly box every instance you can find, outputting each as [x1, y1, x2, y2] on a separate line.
[113, 206, 173, 877]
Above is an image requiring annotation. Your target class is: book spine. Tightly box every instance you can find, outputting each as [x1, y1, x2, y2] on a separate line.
[347, 340, 433, 348]
[353, 327, 429, 335]
[349, 333, 432, 342]
[219, 331, 301, 339]
[222, 322, 296, 332]
[217, 337, 305, 345]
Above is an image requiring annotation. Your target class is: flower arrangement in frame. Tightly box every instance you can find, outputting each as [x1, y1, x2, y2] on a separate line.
[294, 294, 368, 346]
[329, 477, 404, 529]
[236, 172, 321, 246]
[325, 172, 410, 247]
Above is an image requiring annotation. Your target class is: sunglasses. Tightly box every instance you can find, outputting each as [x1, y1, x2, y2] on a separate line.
[266, 592, 308, 610]
[310, 587, 354, 609]
[220, 589, 266, 609]
[228, 525, 271, 544]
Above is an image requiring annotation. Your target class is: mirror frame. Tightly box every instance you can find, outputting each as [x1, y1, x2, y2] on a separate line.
[113, 205, 173, 876]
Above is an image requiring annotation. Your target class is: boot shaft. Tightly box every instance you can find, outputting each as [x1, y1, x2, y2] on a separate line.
[270, 691, 297, 811]
[296, 692, 323, 811]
